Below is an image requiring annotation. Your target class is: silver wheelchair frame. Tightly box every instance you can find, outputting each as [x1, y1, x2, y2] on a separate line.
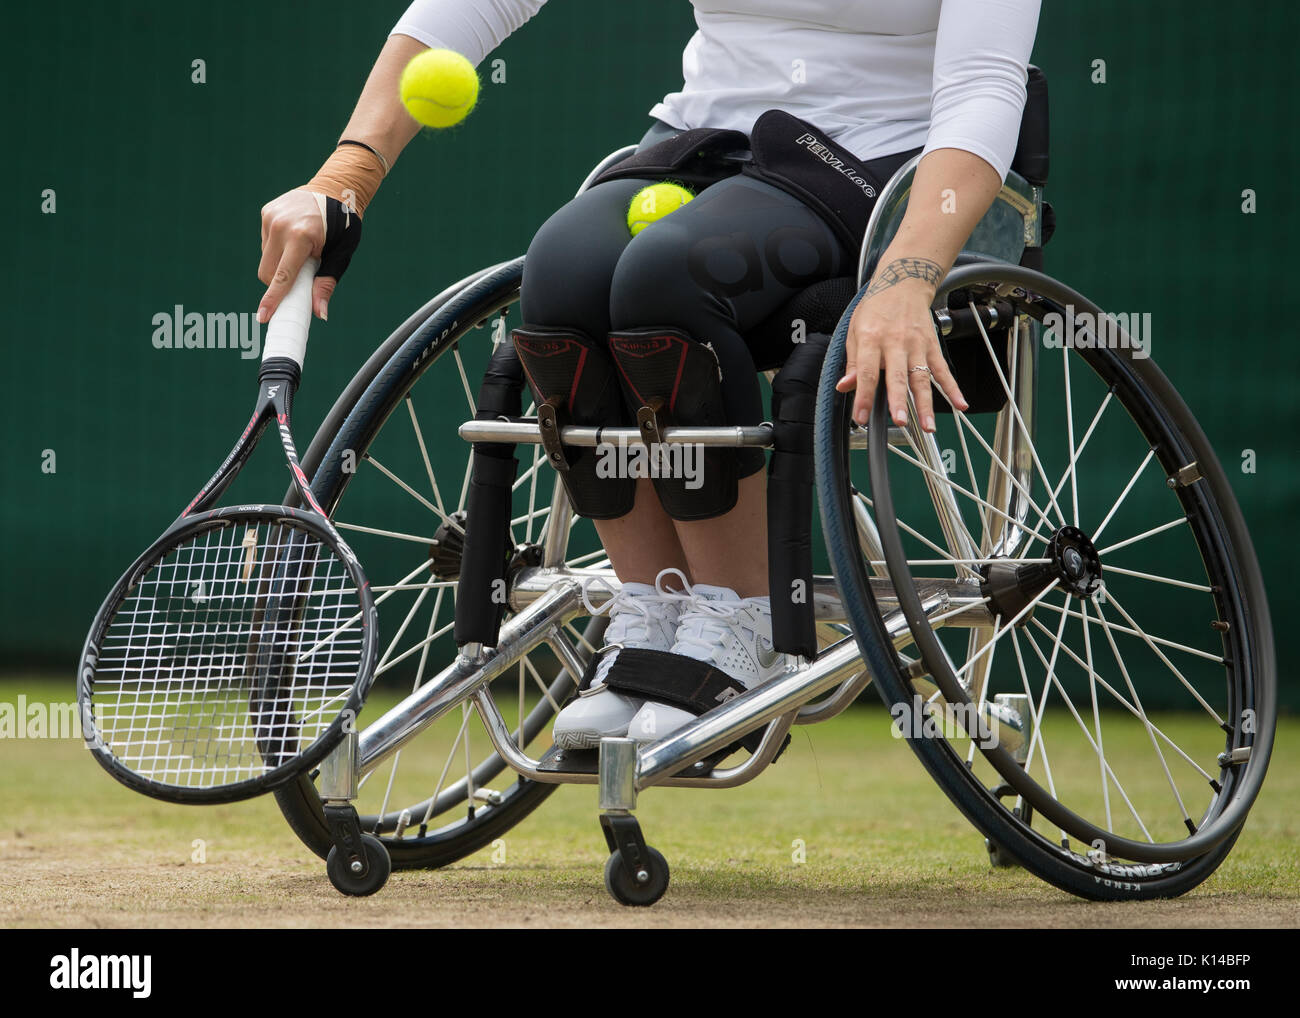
[319, 150, 1046, 809]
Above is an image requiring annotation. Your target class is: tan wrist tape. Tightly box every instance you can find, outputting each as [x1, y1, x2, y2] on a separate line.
[303, 144, 387, 218]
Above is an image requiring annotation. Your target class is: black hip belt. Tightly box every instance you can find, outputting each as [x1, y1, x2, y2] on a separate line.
[591, 110, 916, 251]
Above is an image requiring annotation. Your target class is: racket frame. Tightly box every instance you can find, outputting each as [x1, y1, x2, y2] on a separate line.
[77, 261, 379, 804]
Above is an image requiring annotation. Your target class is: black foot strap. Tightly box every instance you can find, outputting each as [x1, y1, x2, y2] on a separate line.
[602, 648, 786, 757]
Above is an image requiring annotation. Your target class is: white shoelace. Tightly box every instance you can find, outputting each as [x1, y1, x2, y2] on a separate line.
[579, 568, 691, 629]
[673, 597, 762, 661]
[575, 568, 693, 691]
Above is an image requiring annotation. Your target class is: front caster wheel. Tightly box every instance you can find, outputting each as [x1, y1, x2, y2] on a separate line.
[326, 834, 392, 897]
[986, 838, 1018, 869]
[604, 846, 669, 907]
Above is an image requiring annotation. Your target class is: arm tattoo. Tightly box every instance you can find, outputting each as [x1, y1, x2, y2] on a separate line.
[863, 257, 943, 299]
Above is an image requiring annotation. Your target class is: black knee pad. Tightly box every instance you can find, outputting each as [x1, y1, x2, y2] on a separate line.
[767, 335, 831, 659]
[512, 326, 636, 520]
[606, 327, 738, 521]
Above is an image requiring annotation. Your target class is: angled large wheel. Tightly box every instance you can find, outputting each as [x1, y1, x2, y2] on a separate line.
[817, 262, 1275, 899]
[274, 259, 608, 869]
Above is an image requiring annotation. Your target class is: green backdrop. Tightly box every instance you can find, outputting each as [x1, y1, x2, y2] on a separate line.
[4, 1, 1295, 708]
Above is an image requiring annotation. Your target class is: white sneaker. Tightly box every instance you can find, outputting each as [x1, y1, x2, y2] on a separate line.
[552, 571, 687, 750]
[627, 584, 788, 743]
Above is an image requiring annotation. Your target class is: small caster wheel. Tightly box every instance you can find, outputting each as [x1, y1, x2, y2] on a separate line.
[326, 834, 391, 896]
[604, 846, 669, 906]
[985, 837, 1019, 869]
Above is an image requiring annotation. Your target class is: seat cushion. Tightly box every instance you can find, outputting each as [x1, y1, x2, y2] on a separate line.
[746, 276, 858, 371]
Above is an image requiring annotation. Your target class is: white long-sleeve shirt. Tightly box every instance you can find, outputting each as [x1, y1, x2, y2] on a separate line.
[391, 0, 1041, 179]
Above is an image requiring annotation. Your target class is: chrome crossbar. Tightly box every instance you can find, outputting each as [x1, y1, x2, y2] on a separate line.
[357, 580, 584, 774]
[509, 565, 994, 629]
[458, 418, 885, 449]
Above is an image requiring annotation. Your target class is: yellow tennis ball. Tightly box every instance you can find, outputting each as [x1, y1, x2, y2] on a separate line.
[627, 182, 694, 236]
[400, 48, 479, 128]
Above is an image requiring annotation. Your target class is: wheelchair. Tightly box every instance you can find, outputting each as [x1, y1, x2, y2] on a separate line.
[272, 76, 1276, 905]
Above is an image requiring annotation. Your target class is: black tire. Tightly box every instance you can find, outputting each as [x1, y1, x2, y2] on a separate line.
[327, 834, 392, 897]
[816, 263, 1275, 900]
[604, 847, 670, 907]
[274, 258, 599, 870]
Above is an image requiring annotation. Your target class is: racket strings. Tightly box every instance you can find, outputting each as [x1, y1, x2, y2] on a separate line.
[90, 519, 365, 788]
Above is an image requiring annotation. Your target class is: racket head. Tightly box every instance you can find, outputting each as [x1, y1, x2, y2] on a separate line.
[77, 504, 377, 804]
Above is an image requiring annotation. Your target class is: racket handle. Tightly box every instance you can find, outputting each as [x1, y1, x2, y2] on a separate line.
[262, 257, 321, 370]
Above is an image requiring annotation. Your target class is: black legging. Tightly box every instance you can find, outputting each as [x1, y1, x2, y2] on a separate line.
[517, 119, 856, 477]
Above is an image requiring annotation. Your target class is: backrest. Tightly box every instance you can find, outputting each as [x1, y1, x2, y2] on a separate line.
[1011, 65, 1049, 187]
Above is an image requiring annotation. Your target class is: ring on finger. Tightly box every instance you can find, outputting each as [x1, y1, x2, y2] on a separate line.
[908, 364, 931, 375]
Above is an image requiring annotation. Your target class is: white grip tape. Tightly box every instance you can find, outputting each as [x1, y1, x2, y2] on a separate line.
[262, 257, 320, 368]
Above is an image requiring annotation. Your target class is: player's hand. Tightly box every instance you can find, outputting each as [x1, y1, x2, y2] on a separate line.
[836, 264, 967, 433]
[258, 189, 332, 323]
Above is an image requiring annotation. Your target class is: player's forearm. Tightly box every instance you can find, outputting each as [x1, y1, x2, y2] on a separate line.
[867, 147, 1003, 297]
[336, 33, 429, 169]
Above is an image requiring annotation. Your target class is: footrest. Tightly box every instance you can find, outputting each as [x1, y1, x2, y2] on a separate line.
[603, 649, 777, 755]
[535, 742, 735, 779]
[537, 744, 599, 775]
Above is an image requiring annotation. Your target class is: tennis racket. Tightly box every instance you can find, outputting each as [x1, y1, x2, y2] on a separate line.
[77, 259, 378, 803]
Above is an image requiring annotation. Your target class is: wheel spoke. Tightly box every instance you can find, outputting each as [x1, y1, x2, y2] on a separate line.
[945, 403, 1060, 552]
[1036, 599, 1223, 663]
[1061, 342, 1081, 528]
[512, 506, 552, 528]
[518, 660, 526, 752]
[566, 548, 613, 567]
[335, 521, 441, 545]
[374, 586, 449, 829]
[951, 400, 989, 542]
[374, 615, 457, 677]
[511, 449, 546, 494]
[901, 400, 981, 568]
[970, 303, 1069, 528]
[406, 395, 449, 518]
[1009, 628, 1070, 845]
[1095, 600, 1196, 827]
[856, 491, 988, 576]
[866, 558, 1051, 567]
[300, 559, 437, 660]
[1092, 448, 1155, 543]
[422, 706, 474, 828]
[1102, 590, 1225, 726]
[452, 346, 477, 417]
[953, 580, 1060, 681]
[1023, 611, 1214, 782]
[463, 702, 476, 818]
[928, 595, 993, 626]
[1096, 516, 1187, 557]
[563, 621, 598, 656]
[366, 454, 465, 534]
[1080, 600, 1112, 831]
[376, 569, 439, 671]
[887, 442, 1054, 555]
[366, 580, 458, 594]
[1047, 391, 1113, 520]
[1101, 564, 1212, 593]
[964, 614, 1000, 766]
[1020, 621, 1154, 843]
[524, 443, 543, 543]
[523, 654, 563, 714]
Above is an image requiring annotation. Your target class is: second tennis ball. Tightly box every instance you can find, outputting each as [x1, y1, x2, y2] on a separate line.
[627, 182, 695, 236]
[400, 49, 479, 128]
